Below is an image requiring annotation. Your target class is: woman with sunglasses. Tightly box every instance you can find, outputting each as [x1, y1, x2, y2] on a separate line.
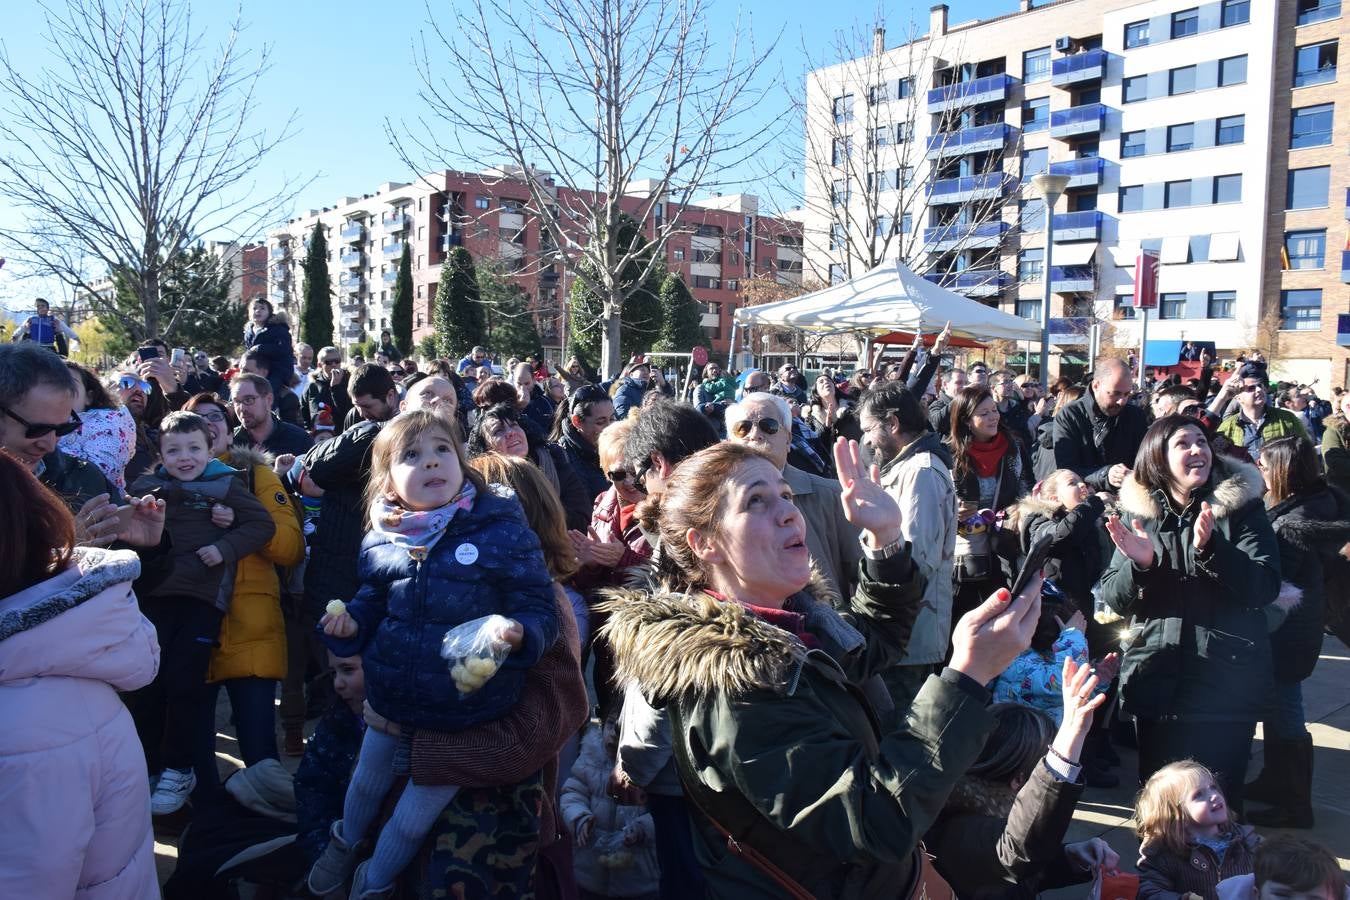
[58, 363, 137, 492]
[470, 402, 593, 531]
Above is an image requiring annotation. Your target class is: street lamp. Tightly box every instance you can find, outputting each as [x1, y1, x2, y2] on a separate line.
[1032, 172, 1071, 389]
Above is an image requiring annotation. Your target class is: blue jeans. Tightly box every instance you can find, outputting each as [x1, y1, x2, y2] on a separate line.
[1265, 679, 1309, 740]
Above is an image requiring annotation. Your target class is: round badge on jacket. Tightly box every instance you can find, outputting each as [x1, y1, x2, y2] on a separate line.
[455, 543, 479, 565]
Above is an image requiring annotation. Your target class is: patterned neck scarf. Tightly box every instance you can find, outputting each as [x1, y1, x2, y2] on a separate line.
[371, 481, 477, 560]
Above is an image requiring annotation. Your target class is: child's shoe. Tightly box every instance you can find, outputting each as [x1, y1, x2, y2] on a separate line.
[307, 820, 361, 896]
[350, 860, 396, 899]
[150, 768, 196, 815]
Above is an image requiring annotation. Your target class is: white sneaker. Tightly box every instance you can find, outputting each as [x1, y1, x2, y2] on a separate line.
[150, 767, 196, 815]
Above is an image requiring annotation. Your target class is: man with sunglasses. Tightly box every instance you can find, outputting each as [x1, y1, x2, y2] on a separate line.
[550, 385, 614, 502]
[1216, 364, 1307, 457]
[301, 347, 353, 434]
[725, 392, 861, 599]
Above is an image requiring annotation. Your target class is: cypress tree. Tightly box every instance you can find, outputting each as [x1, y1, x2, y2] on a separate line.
[299, 222, 333, 348]
[392, 242, 414, 354]
[433, 246, 486, 359]
[653, 271, 703, 353]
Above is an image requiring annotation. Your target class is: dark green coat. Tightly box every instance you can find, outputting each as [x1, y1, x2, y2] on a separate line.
[1100, 455, 1280, 723]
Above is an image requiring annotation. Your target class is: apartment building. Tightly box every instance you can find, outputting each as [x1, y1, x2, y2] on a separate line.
[804, 0, 1349, 385]
[266, 169, 802, 357]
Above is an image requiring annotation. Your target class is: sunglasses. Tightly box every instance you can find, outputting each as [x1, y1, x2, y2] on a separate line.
[118, 375, 152, 393]
[2, 406, 82, 439]
[606, 468, 632, 484]
[730, 417, 781, 438]
[321, 357, 342, 367]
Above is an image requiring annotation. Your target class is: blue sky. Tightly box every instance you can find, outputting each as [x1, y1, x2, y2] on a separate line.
[1, 0, 1014, 314]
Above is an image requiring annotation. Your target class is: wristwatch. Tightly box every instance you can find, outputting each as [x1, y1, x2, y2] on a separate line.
[860, 534, 904, 560]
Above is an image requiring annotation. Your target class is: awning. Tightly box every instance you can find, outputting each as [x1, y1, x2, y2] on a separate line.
[1145, 340, 1184, 366]
[1110, 241, 1141, 268]
[1054, 242, 1098, 266]
[1160, 235, 1190, 264]
[1006, 351, 1089, 366]
[1209, 232, 1241, 261]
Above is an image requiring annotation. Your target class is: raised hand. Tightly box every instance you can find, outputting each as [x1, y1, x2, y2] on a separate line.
[832, 436, 901, 549]
[933, 321, 952, 357]
[949, 573, 1043, 684]
[115, 495, 167, 547]
[1057, 655, 1108, 745]
[1194, 501, 1214, 550]
[320, 610, 357, 639]
[1106, 515, 1154, 568]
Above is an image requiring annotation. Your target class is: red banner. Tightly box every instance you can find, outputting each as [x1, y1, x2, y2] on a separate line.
[1133, 250, 1159, 309]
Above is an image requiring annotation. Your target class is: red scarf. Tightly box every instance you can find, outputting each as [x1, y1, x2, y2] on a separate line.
[966, 431, 1010, 479]
[706, 590, 820, 650]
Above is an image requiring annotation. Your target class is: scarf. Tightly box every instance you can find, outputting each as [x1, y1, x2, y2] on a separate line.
[371, 481, 476, 560]
[706, 590, 821, 650]
[966, 431, 1010, 479]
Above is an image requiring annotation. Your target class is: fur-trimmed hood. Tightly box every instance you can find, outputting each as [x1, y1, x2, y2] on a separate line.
[221, 444, 273, 472]
[1267, 485, 1350, 553]
[0, 547, 141, 644]
[1117, 453, 1263, 521]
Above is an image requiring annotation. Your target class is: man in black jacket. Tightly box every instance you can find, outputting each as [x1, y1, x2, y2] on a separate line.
[300, 347, 353, 434]
[229, 373, 314, 458]
[550, 384, 613, 504]
[927, 367, 967, 435]
[1052, 357, 1148, 492]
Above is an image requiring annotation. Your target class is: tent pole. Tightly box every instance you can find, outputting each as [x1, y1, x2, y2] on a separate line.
[727, 320, 738, 371]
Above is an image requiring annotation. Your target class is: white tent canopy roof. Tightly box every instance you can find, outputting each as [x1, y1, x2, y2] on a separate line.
[734, 257, 1040, 342]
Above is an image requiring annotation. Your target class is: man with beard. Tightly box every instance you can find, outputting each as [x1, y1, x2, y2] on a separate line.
[229, 373, 314, 458]
[859, 380, 957, 715]
[241, 348, 303, 428]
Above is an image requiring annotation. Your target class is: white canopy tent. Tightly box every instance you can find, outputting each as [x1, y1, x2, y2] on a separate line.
[733, 257, 1041, 343]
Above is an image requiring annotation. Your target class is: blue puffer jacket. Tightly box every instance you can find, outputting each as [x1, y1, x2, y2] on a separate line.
[322, 489, 559, 730]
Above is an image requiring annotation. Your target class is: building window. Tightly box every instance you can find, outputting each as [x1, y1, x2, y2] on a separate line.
[870, 126, 890, 148]
[896, 122, 912, 143]
[1294, 41, 1337, 87]
[866, 170, 891, 192]
[1216, 114, 1245, 145]
[875, 216, 893, 238]
[693, 248, 721, 264]
[1290, 103, 1334, 149]
[672, 246, 685, 261]
[1119, 184, 1144, 212]
[1020, 147, 1047, 184]
[1024, 47, 1051, 83]
[831, 136, 852, 166]
[1169, 65, 1197, 95]
[829, 223, 845, 251]
[899, 166, 915, 187]
[1280, 289, 1322, 330]
[474, 196, 490, 210]
[1221, 0, 1250, 26]
[1287, 166, 1330, 209]
[1019, 199, 1046, 233]
[1124, 20, 1150, 48]
[831, 179, 850, 205]
[1285, 230, 1327, 269]
[1022, 97, 1050, 132]
[1171, 8, 1200, 38]
[1016, 298, 1042, 321]
[1167, 123, 1195, 152]
[828, 264, 845, 285]
[1159, 292, 1187, 319]
[1123, 75, 1149, 103]
[1018, 247, 1044, 283]
[692, 275, 722, 290]
[832, 94, 853, 124]
[867, 82, 890, 105]
[1115, 294, 1137, 319]
[1204, 290, 1235, 319]
[1121, 130, 1146, 157]
[1165, 180, 1192, 208]
[1297, 0, 1342, 27]
[1218, 55, 1247, 86]
[1213, 174, 1242, 203]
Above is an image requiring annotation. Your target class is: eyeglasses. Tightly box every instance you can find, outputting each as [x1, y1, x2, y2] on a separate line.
[632, 458, 652, 493]
[196, 409, 227, 424]
[118, 375, 151, 394]
[730, 417, 781, 438]
[232, 394, 263, 407]
[1, 406, 82, 439]
[606, 468, 632, 484]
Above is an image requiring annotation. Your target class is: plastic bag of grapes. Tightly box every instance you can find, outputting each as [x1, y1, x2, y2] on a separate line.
[440, 614, 514, 697]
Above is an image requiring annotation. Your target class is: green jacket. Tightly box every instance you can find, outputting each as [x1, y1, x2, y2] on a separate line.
[1320, 417, 1350, 496]
[602, 553, 997, 899]
[1215, 405, 1307, 456]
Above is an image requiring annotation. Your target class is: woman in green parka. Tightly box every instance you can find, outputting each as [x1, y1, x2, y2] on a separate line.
[602, 439, 1045, 900]
[1101, 414, 1280, 813]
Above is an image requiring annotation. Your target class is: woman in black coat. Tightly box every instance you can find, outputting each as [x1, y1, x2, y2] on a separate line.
[242, 298, 295, 398]
[1245, 436, 1350, 828]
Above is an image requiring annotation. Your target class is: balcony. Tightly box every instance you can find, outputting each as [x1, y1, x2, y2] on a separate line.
[338, 273, 362, 289]
[923, 268, 1012, 298]
[383, 213, 409, 232]
[1050, 265, 1096, 293]
[1052, 210, 1103, 242]
[926, 123, 1016, 161]
[269, 288, 287, 305]
[270, 267, 289, 285]
[1051, 49, 1108, 87]
[1049, 103, 1105, 139]
[927, 172, 1007, 205]
[340, 251, 363, 267]
[923, 220, 1009, 253]
[1047, 156, 1104, 190]
[270, 245, 289, 260]
[927, 73, 1014, 114]
[339, 297, 363, 311]
[1342, 250, 1350, 284]
[340, 223, 365, 242]
[382, 270, 398, 285]
[382, 242, 405, 258]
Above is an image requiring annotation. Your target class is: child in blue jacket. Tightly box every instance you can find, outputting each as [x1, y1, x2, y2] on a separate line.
[307, 410, 558, 898]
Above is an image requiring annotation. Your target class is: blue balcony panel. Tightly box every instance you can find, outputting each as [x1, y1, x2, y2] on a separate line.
[383, 214, 409, 232]
[926, 172, 1007, 205]
[926, 123, 1016, 160]
[1047, 156, 1104, 190]
[340, 223, 365, 242]
[1049, 103, 1105, 139]
[382, 242, 405, 258]
[340, 251, 363, 267]
[1050, 265, 1096, 293]
[383, 270, 398, 284]
[923, 269, 1012, 298]
[927, 73, 1015, 114]
[1051, 49, 1108, 87]
[1052, 210, 1103, 242]
[270, 245, 289, 259]
[338, 273, 362, 288]
[923, 220, 1009, 252]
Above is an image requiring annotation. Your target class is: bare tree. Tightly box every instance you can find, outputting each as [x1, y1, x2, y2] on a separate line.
[396, 0, 779, 377]
[0, 0, 306, 342]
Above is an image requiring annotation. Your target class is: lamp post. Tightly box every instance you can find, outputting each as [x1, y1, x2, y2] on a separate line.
[1031, 172, 1071, 389]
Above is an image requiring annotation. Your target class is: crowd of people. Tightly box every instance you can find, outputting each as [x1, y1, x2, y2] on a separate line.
[2, 298, 1348, 900]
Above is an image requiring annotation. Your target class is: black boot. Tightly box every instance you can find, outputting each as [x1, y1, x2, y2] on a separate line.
[1244, 737, 1287, 806]
[1248, 735, 1314, 829]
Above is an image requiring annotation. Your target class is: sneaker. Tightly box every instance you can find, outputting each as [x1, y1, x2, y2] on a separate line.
[150, 768, 196, 816]
[350, 860, 395, 899]
[307, 820, 361, 896]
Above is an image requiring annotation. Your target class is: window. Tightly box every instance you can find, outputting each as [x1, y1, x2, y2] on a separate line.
[1123, 75, 1149, 103]
[1016, 299, 1042, 321]
[672, 246, 685, 261]
[870, 126, 890, 149]
[1291, 104, 1334, 149]
[828, 264, 845, 285]
[1218, 55, 1247, 86]
[832, 94, 853, 124]
[1022, 97, 1050, 132]
[831, 136, 851, 166]
[1172, 8, 1199, 38]
[1213, 174, 1242, 203]
[1124, 20, 1150, 48]
[1020, 147, 1047, 183]
[867, 169, 893, 192]
[1297, 0, 1342, 26]
[1119, 184, 1144, 212]
[1024, 47, 1051, 83]
[901, 213, 913, 234]
[693, 248, 721, 264]
[1165, 180, 1192, 208]
[1287, 166, 1330, 209]
[874, 216, 893, 238]
[1115, 294, 1137, 319]
[1216, 115, 1245, 145]
[897, 77, 915, 99]
[1120, 130, 1146, 157]
[1294, 41, 1337, 87]
[831, 179, 850, 206]
[1159, 292, 1187, 319]
[867, 82, 890, 105]
[896, 122, 912, 143]
[829, 224, 845, 251]
[1018, 248, 1044, 283]
[899, 166, 915, 187]
[1167, 123, 1195, 152]
[692, 275, 722, 290]
[1169, 66, 1197, 95]
[1280, 289, 1322, 330]
[474, 196, 490, 210]
[1221, 0, 1250, 26]
[1208, 290, 1236, 319]
[1285, 230, 1327, 269]
[1019, 199, 1046, 233]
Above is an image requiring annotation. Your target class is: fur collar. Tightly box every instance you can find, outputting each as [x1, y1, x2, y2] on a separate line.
[1016, 495, 1062, 520]
[0, 548, 141, 643]
[1117, 454, 1263, 521]
[223, 445, 272, 471]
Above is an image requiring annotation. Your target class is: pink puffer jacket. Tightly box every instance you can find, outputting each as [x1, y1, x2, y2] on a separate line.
[0, 548, 161, 898]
